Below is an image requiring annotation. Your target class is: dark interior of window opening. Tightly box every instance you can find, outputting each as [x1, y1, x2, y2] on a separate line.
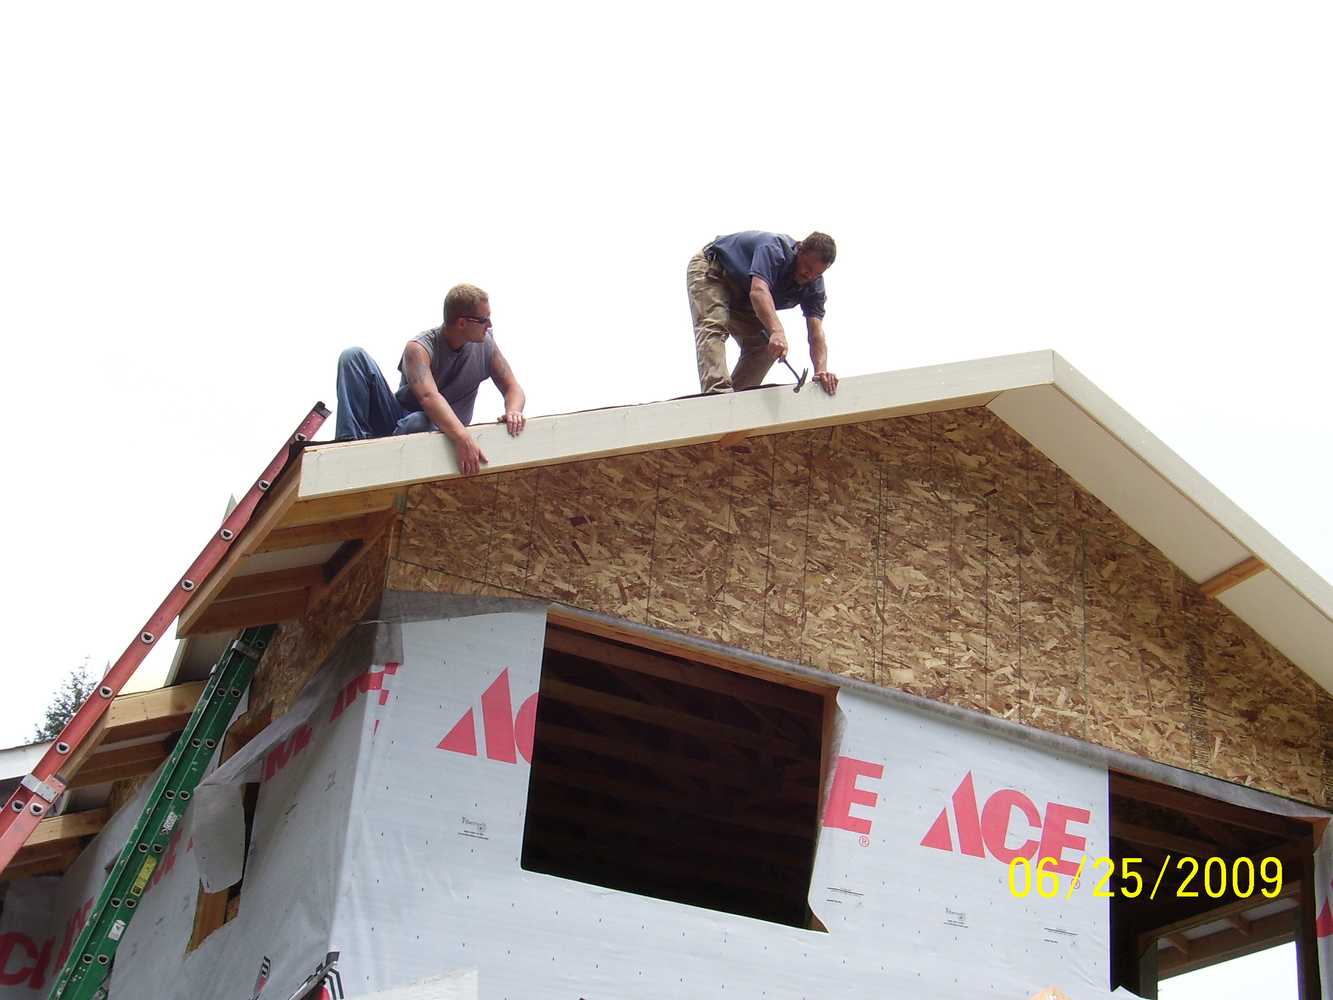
[521, 625, 829, 930]
[1108, 771, 1319, 999]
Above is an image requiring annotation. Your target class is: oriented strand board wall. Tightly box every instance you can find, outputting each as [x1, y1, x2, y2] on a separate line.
[249, 531, 392, 718]
[388, 407, 1330, 808]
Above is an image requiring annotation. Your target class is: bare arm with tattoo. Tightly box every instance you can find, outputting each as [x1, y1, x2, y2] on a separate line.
[403, 341, 488, 475]
[490, 342, 527, 436]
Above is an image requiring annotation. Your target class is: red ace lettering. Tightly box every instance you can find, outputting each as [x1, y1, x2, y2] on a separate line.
[438, 669, 538, 764]
[923, 771, 1092, 875]
[0, 932, 51, 988]
[822, 756, 884, 834]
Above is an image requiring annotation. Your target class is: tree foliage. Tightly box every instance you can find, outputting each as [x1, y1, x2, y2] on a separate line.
[33, 662, 97, 742]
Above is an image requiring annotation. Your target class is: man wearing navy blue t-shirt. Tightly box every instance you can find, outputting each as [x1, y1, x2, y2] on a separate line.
[687, 230, 839, 395]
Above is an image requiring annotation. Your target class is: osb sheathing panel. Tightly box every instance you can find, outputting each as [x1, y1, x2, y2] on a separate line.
[389, 406, 1332, 807]
[249, 531, 391, 719]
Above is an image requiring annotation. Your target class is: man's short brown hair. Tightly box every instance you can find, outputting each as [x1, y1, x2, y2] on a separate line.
[443, 283, 489, 326]
[798, 232, 836, 266]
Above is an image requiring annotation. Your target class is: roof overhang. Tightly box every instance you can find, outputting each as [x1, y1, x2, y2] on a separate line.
[177, 350, 1333, 695]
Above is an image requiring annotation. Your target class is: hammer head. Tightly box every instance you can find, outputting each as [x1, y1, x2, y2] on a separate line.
[793, 367, 809, 393]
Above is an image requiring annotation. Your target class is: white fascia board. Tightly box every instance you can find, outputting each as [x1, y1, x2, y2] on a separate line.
[1047, 353, 1333, 623]
[986, 383, 1251, 582]
[1219, 572, 1333, 694]
[297, 351, 1057, 501]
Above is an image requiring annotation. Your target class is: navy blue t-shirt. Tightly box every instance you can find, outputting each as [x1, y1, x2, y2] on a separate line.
[708, 231, 827, 319]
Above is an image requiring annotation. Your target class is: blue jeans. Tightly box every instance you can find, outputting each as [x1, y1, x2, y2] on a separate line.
[334, 347, 436, 440]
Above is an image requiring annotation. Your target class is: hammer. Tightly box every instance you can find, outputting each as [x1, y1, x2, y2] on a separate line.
[760, 329, 809, 392]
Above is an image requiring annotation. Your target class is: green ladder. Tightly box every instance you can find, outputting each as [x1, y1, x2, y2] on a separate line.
[48, 624, 276, 1000]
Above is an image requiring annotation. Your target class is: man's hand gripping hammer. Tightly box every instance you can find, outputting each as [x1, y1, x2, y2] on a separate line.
[760, 329, 808, 392]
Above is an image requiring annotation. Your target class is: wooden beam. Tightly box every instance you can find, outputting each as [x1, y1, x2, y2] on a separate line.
[1145, 877, 1297, 942]
[1163, 934, 1191, 956]
[185, 589, 311, 635]
[69, 740, 172, 788]
[296, 356, 1038, 501]
[541, 677, 805, 757]
[178, 470, 303, 636]
[547, 606, 833, 697]
[2, 848, 80, 880]
[25, 808, 108, 848]
[1112, 773, 1310, 840]
[253, 512, 388, 554]
[275, 489, 399, 530]
[217, 565, 327, 601]
[1157, 907, 1298, 979]
[222, 704, 273, 764]
[1112, 818, 1223, 857]
[1225, 913, 1252, 937]
[1199, 556, 1268, 598]
[545, 627, 820, 715]
[102, 681, 206, 743]
[306, 511, 394, 609]
[188, 886, 231, 952]
[717, 429, 752, 448]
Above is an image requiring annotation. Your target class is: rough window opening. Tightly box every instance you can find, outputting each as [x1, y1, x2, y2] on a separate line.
[1107, 772, 1318, 998]
[521, 625, 829, 929]
[188, 780, 259, 949]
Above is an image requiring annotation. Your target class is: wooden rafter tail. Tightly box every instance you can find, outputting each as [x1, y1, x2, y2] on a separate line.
[1199, 556, 1268, 598]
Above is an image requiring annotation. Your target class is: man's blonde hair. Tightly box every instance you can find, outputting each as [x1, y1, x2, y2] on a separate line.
[443, 283, 489, 326]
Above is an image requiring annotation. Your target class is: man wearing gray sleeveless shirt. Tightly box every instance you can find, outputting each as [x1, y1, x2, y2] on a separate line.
[335, 284, 527, 475]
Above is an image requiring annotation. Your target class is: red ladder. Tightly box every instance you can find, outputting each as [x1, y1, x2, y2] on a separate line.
[0, 402, 329, 872]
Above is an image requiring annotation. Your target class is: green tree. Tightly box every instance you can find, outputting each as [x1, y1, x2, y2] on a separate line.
[33, 661, 97, 742]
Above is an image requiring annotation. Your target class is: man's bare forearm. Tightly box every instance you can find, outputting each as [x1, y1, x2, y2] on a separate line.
[807, 321, 829, 372]
[749, 287, 784, 337]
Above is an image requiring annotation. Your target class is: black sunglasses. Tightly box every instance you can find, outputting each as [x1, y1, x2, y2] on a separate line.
[460, 315, 492, 328]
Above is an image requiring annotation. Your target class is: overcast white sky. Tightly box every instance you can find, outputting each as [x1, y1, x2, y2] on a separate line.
[1, 4, 1329, 991]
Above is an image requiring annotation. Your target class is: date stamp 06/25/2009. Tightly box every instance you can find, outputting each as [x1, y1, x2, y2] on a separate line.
[1007, 855, 1285, 901]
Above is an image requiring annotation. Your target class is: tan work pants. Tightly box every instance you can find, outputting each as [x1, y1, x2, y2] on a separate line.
[687, 249, 776, 394]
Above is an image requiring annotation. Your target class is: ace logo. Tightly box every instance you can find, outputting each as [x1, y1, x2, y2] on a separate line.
[438, 669, 538, 764]
[921, 771, 1092, 876]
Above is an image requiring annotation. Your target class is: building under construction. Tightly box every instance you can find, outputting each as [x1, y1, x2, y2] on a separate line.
[1, 351, 1331, 999]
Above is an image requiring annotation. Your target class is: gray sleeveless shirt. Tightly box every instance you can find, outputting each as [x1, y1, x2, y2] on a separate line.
[395, 328, 495, 426]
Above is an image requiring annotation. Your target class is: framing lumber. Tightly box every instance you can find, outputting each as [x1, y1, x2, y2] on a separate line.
[306, 511, 395, 609]
[177, 470, 303, 636]
[253, 511, 389, 554]
[1111, 819, 1223, 857]
[540, 677, 804, 757]
[545, 626, 821, 715]
[275, 489, 399, 530]
[3, 848, 80, 880]
[188, 886, 231, 951]
[1157, 908, 1299, 978]
[1144, 878, 1297, 942]
[297, 356, 1046, 502]
[102, 681, 206, 743]
[1112, 774, 1309, 840]
[717, 429, 752, 448]
[185, 589, 310, 635]
[1200, 556, 1268, 598]
[69, 740, 173, 789]
[25, 808, 108, 848]
[547, 606, 833, 697]
[217, 565, 327, 602]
